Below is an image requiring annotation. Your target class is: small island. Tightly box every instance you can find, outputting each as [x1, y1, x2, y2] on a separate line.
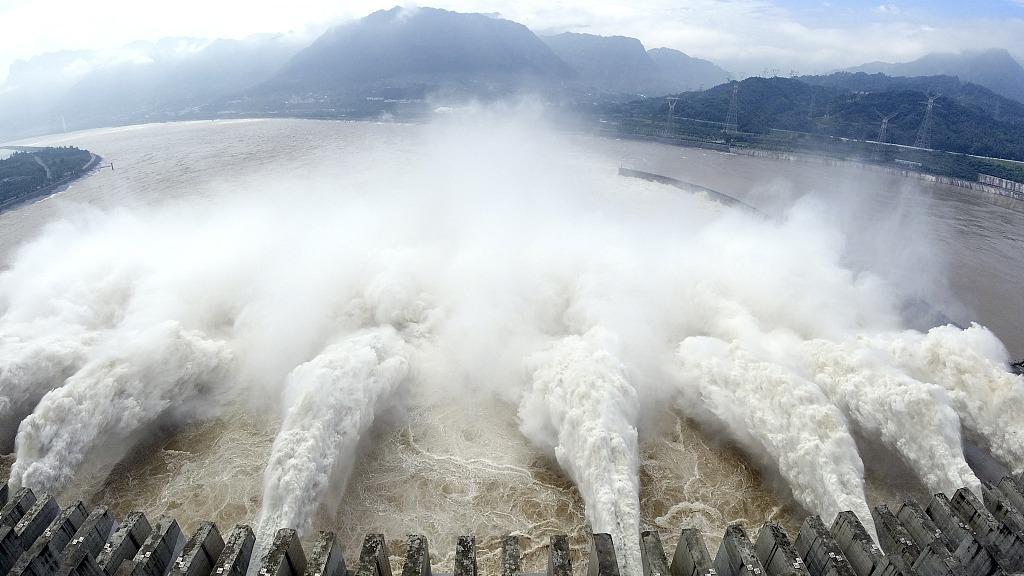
[0, 146, 100, 211]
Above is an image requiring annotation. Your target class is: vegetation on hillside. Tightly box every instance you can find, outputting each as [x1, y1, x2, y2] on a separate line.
[605, 75, 1024, 182]
[0, 147, 94, 208]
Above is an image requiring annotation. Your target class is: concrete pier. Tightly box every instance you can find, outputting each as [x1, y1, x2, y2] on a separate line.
[0, 524, 25, 574]
[305, 532, 343, 576]
[756, 521, 810, 575]
[871, 504, 919, 575]
[54, 506, 115, 576]
[549, 535, 572, 576]
[211, 525, 255, 576]
[713, 524, 767, 576]
[10, 501, 88, 576]
[402, 535, 431, 576]
[1, 488, 37, 528]
[638, 531, 668, 576]
[454, 536, 476, 576]
[170, 522, 223, 576]
[924, 494, 1003, 576]
[501, 536, 521, 576]
[357, 534, 391, 576]
[258, 528, 306, 576]
[588, 533, 619, 576]
[118, 515, 185, 576]
[14, 494, 59, 548]
[794, 515, 857, 576]
[996, 477, 1024, 516]
[830, 511, 899, 576]
[670, 528, 715, 576]
[894, 501, 964, 576]
[950, 487, 1024, 571]
[896, 501, 953, 555]
[981, 482, 1024, 541]
[98, 511, 153, 575]
[18, 474, 1024, 576]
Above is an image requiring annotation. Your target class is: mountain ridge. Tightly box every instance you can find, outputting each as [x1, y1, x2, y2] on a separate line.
[846, 49, 1024, 104]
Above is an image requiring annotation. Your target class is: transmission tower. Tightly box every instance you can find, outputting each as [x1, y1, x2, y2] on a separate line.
[725, 82, 739, 133]
[914, 95, 938, 149]
[666, 96, 679, 135]
[877, 111, 898, 143]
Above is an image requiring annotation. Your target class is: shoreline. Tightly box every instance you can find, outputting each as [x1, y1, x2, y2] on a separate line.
[603, 129, 1024, 204]
[0, 149, 102, 214]
[9, 116, 1024, 209]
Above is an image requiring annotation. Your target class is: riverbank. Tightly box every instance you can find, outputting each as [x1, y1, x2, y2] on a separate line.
[603, 127, 1024, 205]
[730, 147, 1024, 202]
[0, 147, 101, 213]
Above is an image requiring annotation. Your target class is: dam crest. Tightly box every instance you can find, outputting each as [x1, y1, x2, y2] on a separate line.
[3, 477, 1024, 576]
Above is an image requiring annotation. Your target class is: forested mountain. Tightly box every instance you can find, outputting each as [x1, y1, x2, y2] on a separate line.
[541, 33, 662, 95]
[616, 76, 1024, 160]
[255, 7, 573, 100]
[2, 1, 1021, 162]
[0, 35, 302, 140]
[847, 49, 1024, 104]
[540, 33, 731, 96]
[799, 72, 1024, 125]
[647, 48, 732, 92]
[58, 36, 302, 127]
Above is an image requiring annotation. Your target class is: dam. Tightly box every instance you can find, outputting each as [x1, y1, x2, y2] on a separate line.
[2, 118, 1024, 576]
[3, 476, 1024, 576]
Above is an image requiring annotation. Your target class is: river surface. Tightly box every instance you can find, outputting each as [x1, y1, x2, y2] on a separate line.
[1, 118, 1022, 573]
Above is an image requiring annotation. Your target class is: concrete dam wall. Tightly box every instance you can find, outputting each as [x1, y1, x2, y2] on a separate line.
[4, 477, 1024, 576]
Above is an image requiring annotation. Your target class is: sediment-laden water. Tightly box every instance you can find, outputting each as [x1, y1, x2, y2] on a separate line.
[1, 114, 1022, 575]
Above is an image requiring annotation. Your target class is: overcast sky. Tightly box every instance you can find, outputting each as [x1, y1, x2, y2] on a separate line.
[1, 0, 1023, 82]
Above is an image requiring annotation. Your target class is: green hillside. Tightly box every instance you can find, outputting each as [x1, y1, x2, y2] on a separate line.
[607, 75, 1024, 181]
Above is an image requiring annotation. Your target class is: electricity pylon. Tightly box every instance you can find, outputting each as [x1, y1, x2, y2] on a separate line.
[725, 82, 739, 134]
[914, 95, 938, 149]
[877, 111, 898, 143]
[666, 96, 679, 135]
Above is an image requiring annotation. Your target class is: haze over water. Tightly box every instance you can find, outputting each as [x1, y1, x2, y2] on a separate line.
[1, 116, 1023, 575]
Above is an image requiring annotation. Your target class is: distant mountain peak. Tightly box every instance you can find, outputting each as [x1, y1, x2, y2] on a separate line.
[847, 49, 1024, 103]
[263, 6, 573, 95]
[541, 33, 730, 96]
[647, 47, 732, 91]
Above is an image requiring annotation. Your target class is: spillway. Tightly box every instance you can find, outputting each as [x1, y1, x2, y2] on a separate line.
[2, 476, 1024, 576]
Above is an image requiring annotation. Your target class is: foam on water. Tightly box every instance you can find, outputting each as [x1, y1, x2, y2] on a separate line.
[0, 114, 1020, 575]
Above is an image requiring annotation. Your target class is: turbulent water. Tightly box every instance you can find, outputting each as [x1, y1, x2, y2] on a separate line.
[1, 112, 1023, 575]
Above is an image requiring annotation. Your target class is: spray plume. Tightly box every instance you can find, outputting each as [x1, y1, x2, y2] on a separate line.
[799, 338, 980, 495]
[0, 329, 93, 446]
[674, 336, 873, 530]
[254, 326, 410, 554]
[520, 327, 641, 576]
[0, 107, 1019, 572]
[9, 322, 231, 492]
[873, 324, 1024, 473]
